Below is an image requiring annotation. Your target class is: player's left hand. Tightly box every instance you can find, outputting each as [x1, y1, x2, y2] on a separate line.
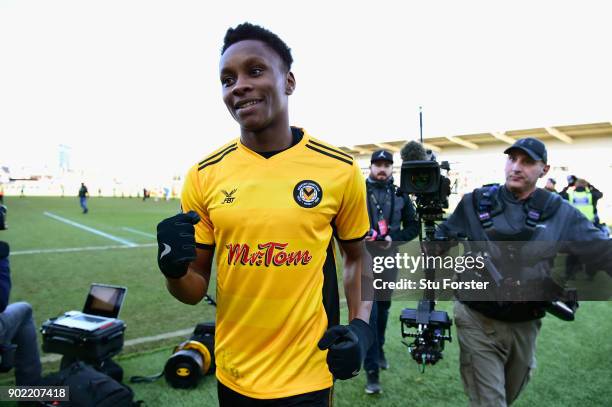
[317, 318, 374, 380]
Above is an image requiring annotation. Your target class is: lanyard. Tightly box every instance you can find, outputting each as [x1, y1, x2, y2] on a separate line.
[368, 187, 395, 225]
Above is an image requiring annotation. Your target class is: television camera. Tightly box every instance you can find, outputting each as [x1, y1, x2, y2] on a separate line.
[398, 139, 453, 372]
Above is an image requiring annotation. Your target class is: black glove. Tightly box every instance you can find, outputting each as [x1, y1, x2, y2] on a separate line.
[317, 318, 374, 380]
[156, 211, 200, 279]
[0, 241, 9, 259]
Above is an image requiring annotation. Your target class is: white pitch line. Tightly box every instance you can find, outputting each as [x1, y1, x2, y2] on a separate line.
[44, 212, 137, 247]
[123, 327, 194, 347]
[40, 354, 62, 363]
[122, 227, 156, 239]
[11, 243, 156, 256]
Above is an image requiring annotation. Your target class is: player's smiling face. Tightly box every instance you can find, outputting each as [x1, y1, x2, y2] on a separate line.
[220, 40, 295, 132]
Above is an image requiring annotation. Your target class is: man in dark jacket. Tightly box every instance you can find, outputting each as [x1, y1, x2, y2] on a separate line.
[78, 183, 89, 214]
[437, 138, 612, 406]
[363, 149, 419, 394]
[0, 240, 41, 385]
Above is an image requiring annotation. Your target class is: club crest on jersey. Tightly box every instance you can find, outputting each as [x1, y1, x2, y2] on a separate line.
[220, 188, 237, 204]
[293, 180, 322, 208]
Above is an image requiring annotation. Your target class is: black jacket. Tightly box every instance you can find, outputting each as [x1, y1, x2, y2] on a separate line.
[438, 185, 612, 321]
[0, 241, 10, 313]
[365, 177, 419, 244]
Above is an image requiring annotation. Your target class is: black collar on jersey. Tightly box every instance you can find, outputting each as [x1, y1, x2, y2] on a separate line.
[255, 127, 304, 159]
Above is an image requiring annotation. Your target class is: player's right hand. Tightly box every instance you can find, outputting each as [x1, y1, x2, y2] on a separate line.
[156, 211, 200, 279]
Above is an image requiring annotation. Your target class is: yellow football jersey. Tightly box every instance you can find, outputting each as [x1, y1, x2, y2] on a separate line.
[181, 127, 369, 399]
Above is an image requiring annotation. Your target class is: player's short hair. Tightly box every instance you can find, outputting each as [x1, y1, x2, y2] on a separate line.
[221, 22, 293, 71]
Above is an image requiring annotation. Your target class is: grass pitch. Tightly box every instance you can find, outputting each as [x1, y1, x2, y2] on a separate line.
[1, 196, 611, 406]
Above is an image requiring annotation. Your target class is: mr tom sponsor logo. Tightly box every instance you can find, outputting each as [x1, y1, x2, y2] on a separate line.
[226, 242, 312, 267]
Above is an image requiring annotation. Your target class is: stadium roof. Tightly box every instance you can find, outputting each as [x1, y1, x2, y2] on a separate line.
[339, 122, 612, 156]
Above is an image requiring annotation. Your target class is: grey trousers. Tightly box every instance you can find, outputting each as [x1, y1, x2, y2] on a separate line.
[0, 302, 42, 385]
[454, 302, 541, 407]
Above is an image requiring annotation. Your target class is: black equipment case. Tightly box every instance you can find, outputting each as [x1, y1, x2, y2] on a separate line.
[41, 318, 126, 362]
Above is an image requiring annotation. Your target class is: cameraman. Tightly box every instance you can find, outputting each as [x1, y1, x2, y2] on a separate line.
[0, 240, 42, 386]
[436, 138, 612, 406]
[363, 150, 418, 394]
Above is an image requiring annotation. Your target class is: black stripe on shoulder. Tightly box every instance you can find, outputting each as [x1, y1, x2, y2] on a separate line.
[331, 217, 367, 243]
[198, 147, 238, 171]
[306, 145, 353, 166]
[196, 243, 215, 250]
[307, 140, 353, 160]
[198, 143, 238, 166]
[335, 232, 367, 243]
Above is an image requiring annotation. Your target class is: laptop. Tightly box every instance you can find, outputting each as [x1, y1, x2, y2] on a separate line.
[53, 284, 127, 332]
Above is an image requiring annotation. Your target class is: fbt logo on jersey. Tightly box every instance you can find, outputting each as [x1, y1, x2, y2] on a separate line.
[225, 242, 312, 267]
